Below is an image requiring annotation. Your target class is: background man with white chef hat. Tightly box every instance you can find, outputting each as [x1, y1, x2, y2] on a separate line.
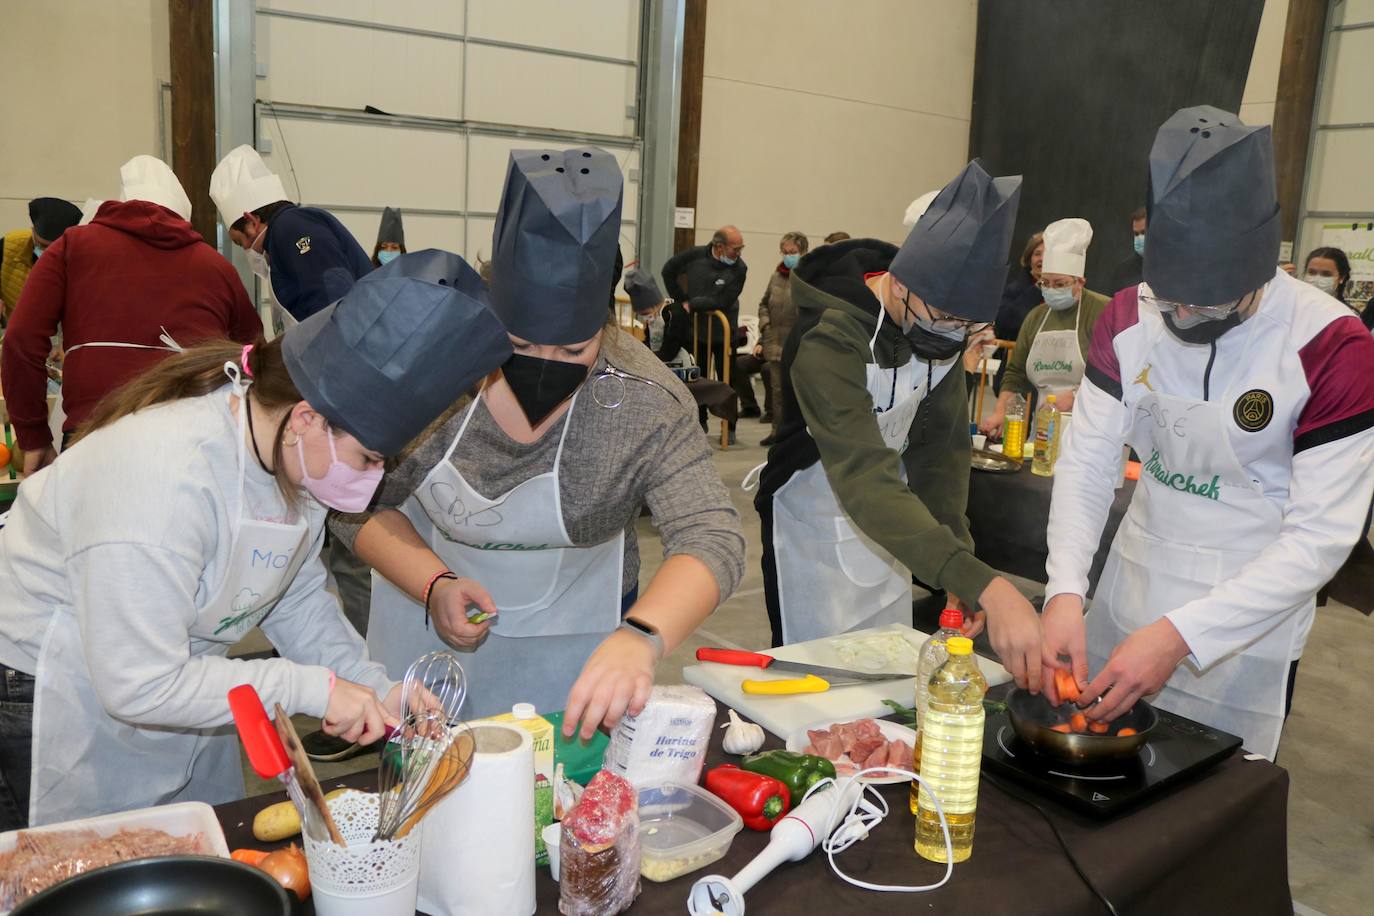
[1041, 105, 1374, 759]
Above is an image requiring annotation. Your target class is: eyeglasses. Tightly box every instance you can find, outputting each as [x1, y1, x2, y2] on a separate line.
[1138, 285, 1240, 320]
[1036, 278, 1075, 291]
[923, 302, 988, 333]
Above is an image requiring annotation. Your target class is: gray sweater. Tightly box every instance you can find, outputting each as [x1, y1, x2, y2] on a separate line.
[330, 329, 745, 600]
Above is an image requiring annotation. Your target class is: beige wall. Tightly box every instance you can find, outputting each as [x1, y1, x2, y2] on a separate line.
[0, 0, 169, 233]
[1240, 0, 1291, 126]
[692, 0, 978, 320]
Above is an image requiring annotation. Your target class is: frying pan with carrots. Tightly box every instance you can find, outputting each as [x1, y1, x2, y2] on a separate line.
[1006, 678, 1158, 765]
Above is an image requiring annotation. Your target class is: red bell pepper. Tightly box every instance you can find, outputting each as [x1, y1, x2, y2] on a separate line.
[705, 764, 791, 831]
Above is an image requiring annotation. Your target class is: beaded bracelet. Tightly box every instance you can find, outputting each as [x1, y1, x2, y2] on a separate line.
[422, 571, 459, 630]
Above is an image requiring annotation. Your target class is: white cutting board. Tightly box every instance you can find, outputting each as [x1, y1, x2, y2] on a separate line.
[682, 623, 1011, 739]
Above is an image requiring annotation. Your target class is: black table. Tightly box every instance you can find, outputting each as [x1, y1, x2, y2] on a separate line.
[967, 462, 1134, 596]
[216, 709, 1292, 915]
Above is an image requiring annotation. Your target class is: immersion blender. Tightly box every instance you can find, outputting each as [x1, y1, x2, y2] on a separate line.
[687, 778, 865, 916]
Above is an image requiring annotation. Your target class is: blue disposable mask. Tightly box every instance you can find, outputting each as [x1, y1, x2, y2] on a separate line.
[782, 253, 800, 270]
[718, 253, 737, 266]
[1133, 234, 1146, 257]
[377, 249, 401, 265]
[32, 245, 44, 259]
[1042, 286, 1078, 311]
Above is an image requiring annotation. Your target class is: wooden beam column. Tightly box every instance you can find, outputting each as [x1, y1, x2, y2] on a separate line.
[168, 0, 218, 244]
[673, 0, 707, 254]
[1271, 0, 1330, 247]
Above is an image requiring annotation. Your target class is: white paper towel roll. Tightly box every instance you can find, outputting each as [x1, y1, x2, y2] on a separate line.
[417, 722, 535, 916]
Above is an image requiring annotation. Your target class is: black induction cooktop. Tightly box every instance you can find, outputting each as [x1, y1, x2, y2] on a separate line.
[979, 683, 1243, 818]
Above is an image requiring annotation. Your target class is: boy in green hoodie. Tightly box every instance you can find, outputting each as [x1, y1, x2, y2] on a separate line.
[753, 161, 1044, 691]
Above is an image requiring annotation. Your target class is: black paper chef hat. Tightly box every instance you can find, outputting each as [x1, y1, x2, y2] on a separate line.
[376, 206, 405, 248]
[489, 147, 623, 344]
[1143, 106, 1280, 307]
[889, 160, 1022, 322]
[29, 197, 82, 242]
[623, 267, 666, 312]
[281, 249, 512, 455]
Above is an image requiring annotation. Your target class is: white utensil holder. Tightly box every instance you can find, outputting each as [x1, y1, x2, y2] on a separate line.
[302, 790, 421, 916]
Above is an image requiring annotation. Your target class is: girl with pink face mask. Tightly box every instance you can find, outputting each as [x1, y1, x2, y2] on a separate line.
[0, 252, 511, 829]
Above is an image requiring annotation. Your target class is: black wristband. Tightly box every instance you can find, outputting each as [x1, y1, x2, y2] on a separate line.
[423, 572, 459, 630]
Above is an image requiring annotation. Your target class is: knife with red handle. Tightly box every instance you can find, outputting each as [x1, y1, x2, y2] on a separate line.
[695, 647, 916, 687]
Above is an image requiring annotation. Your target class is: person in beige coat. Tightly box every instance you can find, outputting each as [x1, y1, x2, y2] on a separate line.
[756, 231, 808, 445]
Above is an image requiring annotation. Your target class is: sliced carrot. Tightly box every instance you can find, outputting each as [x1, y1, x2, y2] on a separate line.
[1117, 728, 1137, 737]
[1050, 724, 1072, 734]
[1069, 713, 1088, 733]
[1054, 669, 1081, 704]
[1088, 720, 1110, 735]
[231, 848, 270, 866]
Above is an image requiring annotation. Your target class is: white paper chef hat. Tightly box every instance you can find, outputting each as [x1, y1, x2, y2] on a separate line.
[1041, 217, 1093, 278]
[903, 190, 940, 228]
[119, 155, 192, 221]
[78, 198, 106, 226]
[210, 144, 288, 228]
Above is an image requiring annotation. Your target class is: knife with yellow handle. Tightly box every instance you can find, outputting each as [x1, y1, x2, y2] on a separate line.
[696, 648, 917, 695]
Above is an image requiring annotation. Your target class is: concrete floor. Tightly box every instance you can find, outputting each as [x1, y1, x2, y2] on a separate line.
[238, 408, 1372, 915]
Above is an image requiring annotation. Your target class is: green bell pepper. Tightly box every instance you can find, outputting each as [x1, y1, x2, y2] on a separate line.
[738, 749, 836, 799]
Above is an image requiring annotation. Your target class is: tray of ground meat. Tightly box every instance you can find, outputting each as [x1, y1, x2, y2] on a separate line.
[0, 801, 227, 912]
[787, 717, 917, 784]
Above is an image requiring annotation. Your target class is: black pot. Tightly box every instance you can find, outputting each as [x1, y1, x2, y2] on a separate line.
[11, 855, 293, 915]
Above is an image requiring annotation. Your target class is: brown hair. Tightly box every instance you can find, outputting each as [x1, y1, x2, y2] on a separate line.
[76, 337, 306, 504]
[1130, 207, 1147, 223]
[230, 199, 294, 234]
[823, 231, 851, 244]
[780, 231, 809, 254]
[1019, 232, 1045, 269]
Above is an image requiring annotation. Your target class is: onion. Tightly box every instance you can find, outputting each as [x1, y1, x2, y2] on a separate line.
[258, 843, 311, 901]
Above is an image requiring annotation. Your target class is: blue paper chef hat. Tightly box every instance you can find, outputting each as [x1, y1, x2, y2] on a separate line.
[1143, 105, 1281, 307]
[489, 147, 623, 344]
[623, 267, 666, 312]
[282, 249, 512, 455]
[889, 160, 1022, 322]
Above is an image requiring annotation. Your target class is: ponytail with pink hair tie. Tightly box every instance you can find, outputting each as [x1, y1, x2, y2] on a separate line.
[240, 344, 254, 378]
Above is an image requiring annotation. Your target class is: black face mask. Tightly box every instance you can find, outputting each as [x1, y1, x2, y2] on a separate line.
[1161, 310, 1243, 345]
[501, 353, 590, 426]
[904, 319, 966, 361]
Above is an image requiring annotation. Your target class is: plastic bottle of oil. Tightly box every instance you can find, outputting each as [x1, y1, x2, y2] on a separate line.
[909, 606, 964, 813]
[1031, 394, 1062, 477]
[915, 636, 987, 863]
[1003, 393, 1027, 460]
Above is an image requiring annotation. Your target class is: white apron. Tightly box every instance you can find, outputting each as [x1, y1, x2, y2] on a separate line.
[29, 371, 316, 824]
[1024, 305, 1083, 396]
[1087, 317, 1297, 759]
[769, 309, 955, 645]
[368, 390, 624, 719]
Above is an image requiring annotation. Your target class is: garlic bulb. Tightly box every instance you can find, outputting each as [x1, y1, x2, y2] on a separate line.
[720, 708, 765, 755]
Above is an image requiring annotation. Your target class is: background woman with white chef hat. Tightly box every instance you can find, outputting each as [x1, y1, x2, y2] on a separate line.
[0, 252, 511, 829]
[1040, 106, 1374, 759]
[980, 217, 1109, 435]
[333, 149, 745, 739]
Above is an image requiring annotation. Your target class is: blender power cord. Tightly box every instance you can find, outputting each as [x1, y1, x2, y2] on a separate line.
[981, 771, 1121, 916]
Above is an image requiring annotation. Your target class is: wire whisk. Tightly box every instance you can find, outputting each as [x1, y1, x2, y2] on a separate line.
[400, 651, 468, 725]
[373, 716, 475, 841]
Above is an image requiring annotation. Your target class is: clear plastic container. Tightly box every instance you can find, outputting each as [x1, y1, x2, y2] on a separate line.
[636, 781, 743, 883]
[910, 606, 964, 813]
[915, 636, 988, 863]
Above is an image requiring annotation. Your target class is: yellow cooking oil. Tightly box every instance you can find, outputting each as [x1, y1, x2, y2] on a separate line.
[1003, 394, 1027, 459]
[1031, 394, 1062, 477]
[915, 636, 987, 863]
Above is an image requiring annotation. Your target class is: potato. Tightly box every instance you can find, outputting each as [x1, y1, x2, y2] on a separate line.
[252, 788, 347, 841]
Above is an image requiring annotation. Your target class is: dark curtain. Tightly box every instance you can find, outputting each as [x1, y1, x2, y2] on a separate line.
[969, 0, 1265, 294]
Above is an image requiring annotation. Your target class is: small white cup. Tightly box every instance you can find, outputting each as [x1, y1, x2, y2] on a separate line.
[543, 822, 562, 882]
[989, 442, 1004, 454]
[971, 433, 987, 451]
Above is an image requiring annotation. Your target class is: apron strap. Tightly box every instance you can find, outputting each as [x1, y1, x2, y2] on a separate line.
[741, 461, 766, 492]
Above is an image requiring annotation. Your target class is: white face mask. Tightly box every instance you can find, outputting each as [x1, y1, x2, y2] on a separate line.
[1305, 273, 1337, 295]
[247, 225, 269, 279]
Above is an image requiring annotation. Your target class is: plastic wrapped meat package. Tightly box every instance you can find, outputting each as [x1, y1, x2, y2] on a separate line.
[558, 770, 641, 916]
[0, 827, 208, 909]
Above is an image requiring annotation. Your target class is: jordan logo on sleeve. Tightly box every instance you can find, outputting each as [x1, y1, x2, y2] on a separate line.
[1134, 364, 1155, 392]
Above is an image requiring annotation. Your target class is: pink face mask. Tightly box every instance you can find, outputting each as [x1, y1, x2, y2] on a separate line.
[295, 429, 383, 513]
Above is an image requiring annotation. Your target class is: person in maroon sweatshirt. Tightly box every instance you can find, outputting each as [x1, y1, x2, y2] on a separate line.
[1, 199, 260, 474]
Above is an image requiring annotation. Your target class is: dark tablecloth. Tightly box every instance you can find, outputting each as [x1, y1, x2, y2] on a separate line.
[967, 463, 1134, 596]
[216, 708, 1292, 915]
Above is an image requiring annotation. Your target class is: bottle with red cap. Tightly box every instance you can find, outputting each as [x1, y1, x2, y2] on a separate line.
[909, 605, 964, 814]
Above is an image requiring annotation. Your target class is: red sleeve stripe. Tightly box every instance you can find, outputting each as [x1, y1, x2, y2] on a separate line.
[1084, 286, 1141, 401]
[1295, 315, 1374, 452]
